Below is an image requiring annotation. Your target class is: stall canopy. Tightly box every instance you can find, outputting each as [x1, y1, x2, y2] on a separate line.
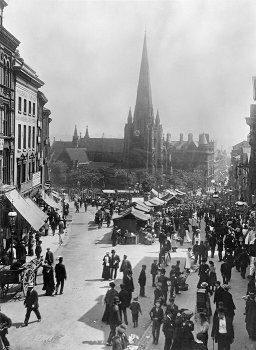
[41, 191, 62, 210]
[144, 201, 156, 207]
[131, 201, 151, 213]
[25, 197, 48, 222]
[6, 189, 45, 231]
[51, 190, 61, 202]
[113, 207, 150, 222]
[102, 190, 116, 194]
[149, 197, 165, 206]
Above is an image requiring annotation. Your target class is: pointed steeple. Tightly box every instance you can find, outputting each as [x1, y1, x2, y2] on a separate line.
[72, 125, 79, 147]
[85, 125, 89, 138]
[133, 33, 154, 132]
[127, 108, 132, 124]
[155, 110, 160, 125]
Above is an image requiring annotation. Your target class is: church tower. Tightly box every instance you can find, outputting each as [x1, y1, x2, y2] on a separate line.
[72, 125, 79, 147]
[124, 33, 163, 170]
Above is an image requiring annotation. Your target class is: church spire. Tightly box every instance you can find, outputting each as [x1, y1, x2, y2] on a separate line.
[127, 108, 132, 124]
[85, 125, 89, 138]
[155, 110, 160, 125]
[133, 33, 154, 132]
[72, 125, 79, 147]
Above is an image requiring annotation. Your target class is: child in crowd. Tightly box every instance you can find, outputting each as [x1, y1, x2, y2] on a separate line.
[130, 296, 142, 327]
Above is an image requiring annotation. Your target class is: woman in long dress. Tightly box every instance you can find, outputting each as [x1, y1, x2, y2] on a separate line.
[102, 252, 111, 280]
[185, 247, 192, 272]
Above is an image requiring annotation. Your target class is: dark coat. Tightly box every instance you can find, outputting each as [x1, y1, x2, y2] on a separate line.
[214, 286, 224, 305]
[55, 262, 67, 280]
[151, 262, 158, 275]
[45, 251, 54, 265]
[150, 306, 164, 323]
[220, 262, 229, 276]
[112, 334, 129, 350]
[118, 289, 130, 308]
[211, 315, 234, 343]
[246, 299, 256, 339]
[123, 275, 134, 293]
[222, 290, 236, 316]
[105, 288, 118, 305]
[24, 289, 39, 308]
[162, 315, 175, 337]
[238, 252, 250, 267]
[110, 254, 120, 268]
[138, 269, 146, 286]
[108, 304, 121, 325]
[120, 259, 132, 274]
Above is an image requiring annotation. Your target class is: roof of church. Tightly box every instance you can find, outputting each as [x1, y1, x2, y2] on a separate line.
[80, 138, 124, 153]
[133, 33, 154, 130]
[51, 141, 73, 159]
[64, 148, 89, 164]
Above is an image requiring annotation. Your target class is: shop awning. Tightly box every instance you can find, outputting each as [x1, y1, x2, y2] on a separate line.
[41, 191, 62, 210]
[25, 198, 48, 222]
[149, 197, 165, 206]
[102, 190, 116, 194]
[6, 189, 45, 231]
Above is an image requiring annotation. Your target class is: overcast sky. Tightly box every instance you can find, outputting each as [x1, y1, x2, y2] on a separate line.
[5, 0, 256, 150]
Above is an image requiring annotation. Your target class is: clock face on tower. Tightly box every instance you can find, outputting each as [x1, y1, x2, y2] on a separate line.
[134, 130, 140, 137]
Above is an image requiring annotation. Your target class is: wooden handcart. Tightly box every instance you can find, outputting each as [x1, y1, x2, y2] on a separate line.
[0, 257, 42, 298]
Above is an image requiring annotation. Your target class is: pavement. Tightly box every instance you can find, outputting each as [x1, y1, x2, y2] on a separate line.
[1, 205, 256, 350]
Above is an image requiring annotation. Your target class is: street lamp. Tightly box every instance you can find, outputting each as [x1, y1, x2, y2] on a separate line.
[8, 210, 17, 263]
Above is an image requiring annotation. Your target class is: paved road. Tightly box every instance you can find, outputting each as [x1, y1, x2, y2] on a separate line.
[4, 206, 256, 350]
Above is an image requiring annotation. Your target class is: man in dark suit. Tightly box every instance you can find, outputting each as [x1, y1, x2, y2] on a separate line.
[45, 248, 54, 265]
[222, 285, 236, 321]
[118, 284, 130, 325]
[220, 261, 229, 285]
[123, 271, 134, 304]
[22, 284, 41, 326]
[150, 299, 164, 345]
[214, 281, 224, 306]
[110, 250, 120, 280]
[55, 256, 67, 295]
[120, 255, 132, 281]
[211, 306, 234, 350]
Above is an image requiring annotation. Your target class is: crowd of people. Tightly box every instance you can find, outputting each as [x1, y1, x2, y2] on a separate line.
[98, 193, 256, 350]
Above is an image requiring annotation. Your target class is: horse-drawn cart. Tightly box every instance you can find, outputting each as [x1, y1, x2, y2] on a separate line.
[0, 257, 42, 298]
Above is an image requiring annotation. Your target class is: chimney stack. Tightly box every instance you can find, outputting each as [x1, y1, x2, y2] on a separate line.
[188, 133, 193, 143]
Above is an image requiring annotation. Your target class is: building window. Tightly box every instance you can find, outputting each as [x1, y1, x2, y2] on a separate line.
[18, 97, 22, 113]
[28, 126, 31, 148]
[32, 127, 35, 148]
[23, 125, 26, 149]
[23, 99, 27, 114]
[33, 103, 36, 117]
[18, 124, 21, 149]
[28, 101, 31, 115]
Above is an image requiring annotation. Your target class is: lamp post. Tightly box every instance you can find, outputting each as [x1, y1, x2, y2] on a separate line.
[8, 210, 17, 263]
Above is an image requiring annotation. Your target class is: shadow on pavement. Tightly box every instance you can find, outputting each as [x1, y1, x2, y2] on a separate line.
[12, 322, 24, 328]
[95, 231, 112, 244]
[85, 278, 105, 282]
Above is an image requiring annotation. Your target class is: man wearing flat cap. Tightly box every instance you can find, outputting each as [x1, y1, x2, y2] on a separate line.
[112, 323, 129, 350]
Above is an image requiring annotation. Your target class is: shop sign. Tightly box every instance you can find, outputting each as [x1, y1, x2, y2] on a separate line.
[32, 172, 41, 188]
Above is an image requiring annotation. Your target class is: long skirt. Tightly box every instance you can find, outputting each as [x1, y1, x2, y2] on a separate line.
[102, 265, 111, 280]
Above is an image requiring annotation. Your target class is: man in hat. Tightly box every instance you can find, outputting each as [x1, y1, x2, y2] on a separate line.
[238, 247, 250, 279]
[22, 284, 41, 326]
[138, 265, 147, 297]
[180, 310, 195, 350]
[120, 255, 132, 281]
[55, 256, 67, 295]
[158, 269, 170, 304]
[245, 292, 256, 340]
[123, 270, 134, 305]
[162, 309, 175, 350]
[0, 305, 12, 350]
[214, 281, 224, 307]
[150, 299, 164, 345]
[102, 282, 119, 324]
[110, 250, 120, 280]
[211, 305, 234, 349]
[106, 296, 121, 346]
[112, 323, 129, 350]
[151, 259, 159, 287]
[45, 248, 54, 266]
[165, 296, 178, 316]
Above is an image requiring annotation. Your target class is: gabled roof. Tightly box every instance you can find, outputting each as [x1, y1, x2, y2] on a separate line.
[81, 138, 124, 153]
[113, 207, 150, 221]
[64, 148, 89, 164]
[51, 141, 73, 160]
